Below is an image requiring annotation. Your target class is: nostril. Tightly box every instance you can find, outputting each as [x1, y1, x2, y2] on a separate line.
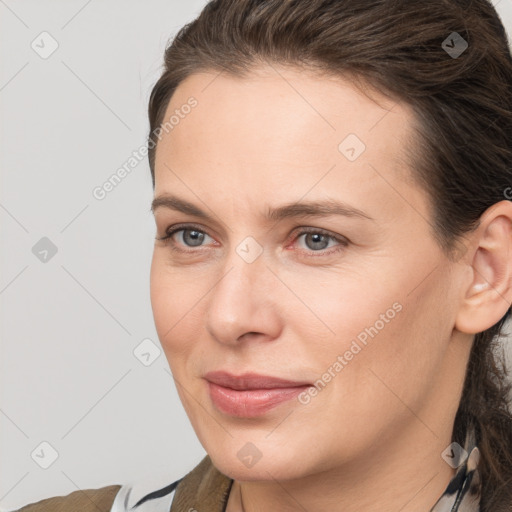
[238, 332, 260, 341]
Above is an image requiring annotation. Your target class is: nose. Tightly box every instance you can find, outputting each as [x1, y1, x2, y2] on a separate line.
[204, 252, 282, 346]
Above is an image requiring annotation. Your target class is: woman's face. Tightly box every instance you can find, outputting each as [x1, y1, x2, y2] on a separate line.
[150, 65, 470, 480]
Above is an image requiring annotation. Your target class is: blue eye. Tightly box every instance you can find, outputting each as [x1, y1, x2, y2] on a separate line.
[156, 224, 348, 257]
[169, 228, 209, 247]
[296, 231, 341, 252]
[156, 224, 214, 251]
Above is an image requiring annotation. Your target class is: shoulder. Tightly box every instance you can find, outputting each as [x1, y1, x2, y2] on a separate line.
[12, 455, 233, 512]
[110, 455, 233, 511]
[112, 455, 233, 511]
[13, 484, 122, 512]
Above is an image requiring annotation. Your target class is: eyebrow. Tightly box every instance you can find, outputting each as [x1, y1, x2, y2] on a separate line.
[151, 194, 375, 222]
[151, 194, 374, 223]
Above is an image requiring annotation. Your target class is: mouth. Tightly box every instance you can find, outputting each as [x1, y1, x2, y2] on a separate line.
[203, 370, 312, 390]
[204, 371, 313, 417]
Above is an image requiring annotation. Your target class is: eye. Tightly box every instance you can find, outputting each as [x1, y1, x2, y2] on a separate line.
[292, 227, 348, 256]
[156, 224, 214, 253]
[156, 224, 349, 257]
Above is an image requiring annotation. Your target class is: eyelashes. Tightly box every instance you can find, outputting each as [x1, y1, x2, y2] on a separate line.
[156, 223, 349, 258]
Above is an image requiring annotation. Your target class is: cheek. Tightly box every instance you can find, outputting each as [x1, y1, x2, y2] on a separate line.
[288, 262, 448, 396]
[281, 266, 403, 351]
[149, 255, 210, 363]
[150, 255, 187, 351]
[150, 258, 172, 340]
[323, 267, 454, 416]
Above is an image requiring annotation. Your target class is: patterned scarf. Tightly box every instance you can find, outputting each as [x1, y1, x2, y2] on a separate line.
[430, 427, 481, 512]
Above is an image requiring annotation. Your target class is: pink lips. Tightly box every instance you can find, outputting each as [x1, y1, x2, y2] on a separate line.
[204, 371, 312, 418]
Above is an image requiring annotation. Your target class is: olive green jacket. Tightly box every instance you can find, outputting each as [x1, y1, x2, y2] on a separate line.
[14, 455, 233, 512]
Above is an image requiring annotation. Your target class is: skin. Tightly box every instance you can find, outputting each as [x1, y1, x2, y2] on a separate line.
[149, 64, 512, 512]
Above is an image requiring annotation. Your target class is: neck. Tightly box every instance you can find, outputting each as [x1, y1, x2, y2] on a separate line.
[226, 421, 456, 512]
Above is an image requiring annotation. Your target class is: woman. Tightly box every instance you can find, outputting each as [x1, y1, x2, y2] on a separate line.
[15, 0, 512, 511]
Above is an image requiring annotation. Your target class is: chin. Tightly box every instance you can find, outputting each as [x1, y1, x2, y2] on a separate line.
[207, 445, 310, 482]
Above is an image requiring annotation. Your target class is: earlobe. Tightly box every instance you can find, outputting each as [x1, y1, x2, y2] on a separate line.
[455, 200, 512, 335]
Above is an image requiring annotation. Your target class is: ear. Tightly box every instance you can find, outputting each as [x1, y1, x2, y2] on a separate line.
[455, 200, 512, 334]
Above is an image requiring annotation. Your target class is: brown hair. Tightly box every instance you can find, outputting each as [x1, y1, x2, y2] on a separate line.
[147, 0, 512, 509]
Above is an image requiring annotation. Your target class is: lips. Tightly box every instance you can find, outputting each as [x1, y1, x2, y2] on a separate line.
[203, 370, 311, 390]
[204, 371, 313, 418]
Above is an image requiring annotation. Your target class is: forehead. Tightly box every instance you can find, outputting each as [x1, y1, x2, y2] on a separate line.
[153, 64, 425, 223]
[156, 64, 415, 175]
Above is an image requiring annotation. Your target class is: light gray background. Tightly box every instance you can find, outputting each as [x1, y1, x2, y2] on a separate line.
[1, 1, 512, 510]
